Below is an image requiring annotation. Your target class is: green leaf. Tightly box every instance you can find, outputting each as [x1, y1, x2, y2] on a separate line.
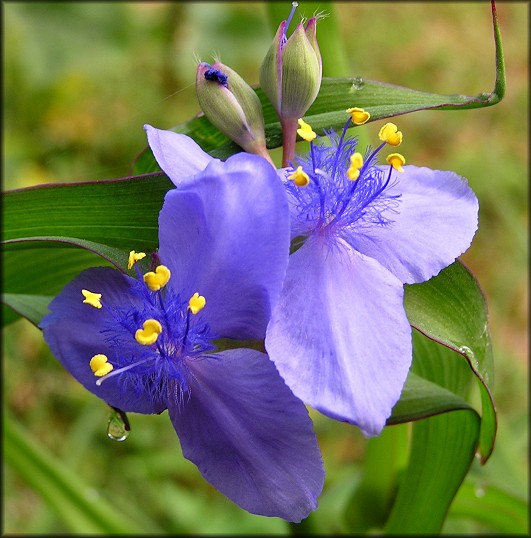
[339, 329, 481, 534]
[388, 371, 474, 425]
[4, 237, 130, 270]
[134, 0, 504, 173]
[378, 263, 497, 533]
[404, 261, 496, 463]
[491, 1, 507, 102]
[2, 173, 171, 250]
[388, 323, 476, 428]
[380, 260, 496, 534]
[2, 246, 118, 327]
[2, 293, 54, 327]
[4, 412, 149, 534]
[2, 174, 174, 327]
[384, 410, 481, 535]
[133, 75, 503, 174]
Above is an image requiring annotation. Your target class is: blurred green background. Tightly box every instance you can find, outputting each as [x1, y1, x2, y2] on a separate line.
[3, 2, 528, 534]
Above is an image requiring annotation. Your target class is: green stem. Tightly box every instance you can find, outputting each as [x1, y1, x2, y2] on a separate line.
[281, 117, 298, 166]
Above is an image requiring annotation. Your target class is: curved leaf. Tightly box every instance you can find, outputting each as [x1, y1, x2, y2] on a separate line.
[2, 237, 131, 326]
[343, 328, 484, 534]
[2, 247, 115, 327]
[2, 293, 55, 327]
[404, 261, 496, 463]
[2, 172, 171, 250]
[4, 237, 129, 270]
[387, 330, 481, 534]
[388, 371, 474, 425]
[133, 0, 504, 173]
[384, 410, 481, 535]
[2, 174, 174, 327]
[133, 75, 503, 174]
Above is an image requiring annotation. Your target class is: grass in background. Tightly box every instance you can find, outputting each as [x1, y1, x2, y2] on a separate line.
[3, 2, 528, 534]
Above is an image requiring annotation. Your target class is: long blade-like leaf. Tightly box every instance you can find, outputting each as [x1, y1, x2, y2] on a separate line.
[132, 75, 504, 173]
[388, 372, 473, 425]
[344, 330, 484, 533]
[384, 410, 481, 534]
[2, 173, 171, 250]
[2, 247, 117, 327]
[2, 174, 173, 326]
[2, 293, 55, 327]
[404, 261, 496, 463]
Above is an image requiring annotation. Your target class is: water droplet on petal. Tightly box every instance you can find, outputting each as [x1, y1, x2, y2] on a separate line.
[107, 408, 130, 441]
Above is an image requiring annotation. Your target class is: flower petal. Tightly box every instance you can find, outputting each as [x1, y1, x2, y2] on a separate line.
[169, 348, 324, 522]
[345, 166, 479, 284]
[144, 125, 214, 185]
[265, 237, 412, 437]
[158, 152, 290, 339]
[40, 267, 166, 414]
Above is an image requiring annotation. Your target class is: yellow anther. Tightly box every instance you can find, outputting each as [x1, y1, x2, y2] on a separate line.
[188, 292, 206, 315]
[347, 152, 364, 181]
[378, 123, 403, 146]
[296, 118, 317, 142]
[128, 250, 146, 270]
[143, 265, 171, 291]
[135, 319, 162, 346]
[288, 166, 310, 187]
[90, 354, 113, 377]
[386, 153, 406, 172]
[82, 289, 102, 309]
[346, 107, 370, 125]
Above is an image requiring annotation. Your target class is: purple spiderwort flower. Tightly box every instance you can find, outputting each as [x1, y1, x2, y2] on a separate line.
[142, 117, 478, 438]
[40, 130, 324, 521]
[264, 114, 479, 437]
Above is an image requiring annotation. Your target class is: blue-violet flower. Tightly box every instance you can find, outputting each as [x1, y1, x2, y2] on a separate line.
[40, 132, 324, 521]
[265, 114, 479, 437]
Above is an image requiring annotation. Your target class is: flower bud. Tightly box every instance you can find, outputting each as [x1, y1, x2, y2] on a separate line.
[259, 7, 322, 121]
[196, 61, 272, 163]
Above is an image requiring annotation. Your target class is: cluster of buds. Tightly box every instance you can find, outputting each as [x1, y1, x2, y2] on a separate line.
[195, 2, 324, 166]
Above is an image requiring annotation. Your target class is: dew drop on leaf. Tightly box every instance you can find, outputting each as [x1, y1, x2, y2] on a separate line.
[351, 77, 364, 91]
